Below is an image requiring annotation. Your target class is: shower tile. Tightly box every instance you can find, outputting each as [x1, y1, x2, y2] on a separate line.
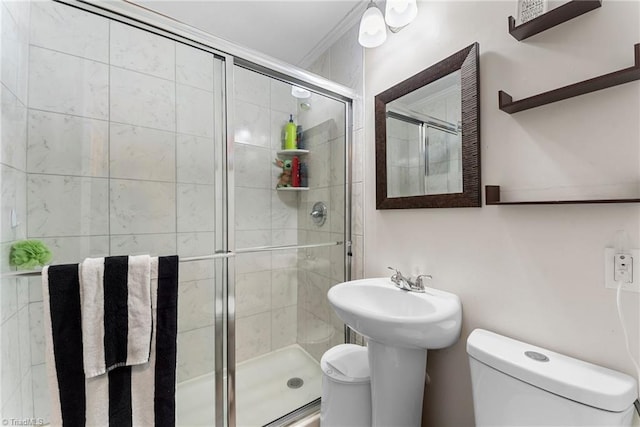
[110, 21, 175, 81]
[351, 182, 363, 236]
[308, 142, 330, 188]
[176, 84, 214, 138]
[235, 231, 271, 274]
[270, 110, 289, 151]
[330, 232, 345, 283]
[18, 304, 31, 378]
[32, 363, 50, 422]
[110, 66, 175, 132]
[234, 67, 270, 108]
[235, 143, 271, 189]
[329, 137, 345, 186]
[178, 279, 214, 332]
[271, 268, 297, 309]
[271, 190, 298, 229]
[177, 326, 214, 383]
[1, 314, 21, 402]
[176, 134, 215, 184]
[180, 259, 214, 282]
[1, 382, 20, 420]
[1, 165, 27, 243]
[271, 306, 297, 350]
[271, 231, 298, 270]
[16, 277, 28, 310]
[110, 123, 175, 182]
[177, 232, 215, 258]
[28, 175, 109, 237]
[28, 302, 44, 366]
[236, 270, 271, 318]
[2, 2, 29, 105]
[177, 184, 215, 233]
[352, 128, 364, 183]
[28, 277, 42, 303]
[234, 100, 270, 148]
[270, 79, 297, 114]
[176, 43, 214, 91]
[110, 234, 176, 257]
[30, 0, 109, 63]
[110, 179, 175, 235]
[235, 187, 271, 231]
[27, 110, 108, 177]
[29, 47, 109, 120]
[1, 84, 27, 171]
[21, 369, 33, 419]
[235, 312, 271, 363]
[0, 278, 17, 324]
[329, 185, 345, 234]
[31, 236, 109, 265]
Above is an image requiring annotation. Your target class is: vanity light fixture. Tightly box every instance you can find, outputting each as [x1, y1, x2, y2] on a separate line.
[358, 1, 387, 48]
[385, 0, 418, 31]
[358, 0, 418, 48]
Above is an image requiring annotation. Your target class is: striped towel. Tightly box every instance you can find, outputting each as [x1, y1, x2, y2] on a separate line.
[42, 256, 179, 427]
[81, 255, 152, 378]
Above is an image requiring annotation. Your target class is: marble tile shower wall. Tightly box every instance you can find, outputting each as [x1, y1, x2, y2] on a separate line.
[233, 67, 300, 363]
[12, 1, 219, 420]
[1, 0, 32, 420]
[307, 23, 365, 347]
[296, 96, 347, 362]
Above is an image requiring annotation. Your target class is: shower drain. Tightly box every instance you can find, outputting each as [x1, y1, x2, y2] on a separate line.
[287, 377, 304, 389]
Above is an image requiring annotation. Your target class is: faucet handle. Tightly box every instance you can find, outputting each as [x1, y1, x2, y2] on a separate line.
[413, 274, 433, 291]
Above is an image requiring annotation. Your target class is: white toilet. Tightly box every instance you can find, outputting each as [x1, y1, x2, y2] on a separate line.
[467, 329, 638, 426]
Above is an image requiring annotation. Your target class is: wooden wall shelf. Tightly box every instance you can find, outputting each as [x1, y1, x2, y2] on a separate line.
[508, 0, 602, 41]
[499, 43, 640, 114]
[485, 186, 640, 205]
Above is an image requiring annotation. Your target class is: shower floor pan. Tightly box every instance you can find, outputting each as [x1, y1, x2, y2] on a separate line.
[177, 344, 322, 426]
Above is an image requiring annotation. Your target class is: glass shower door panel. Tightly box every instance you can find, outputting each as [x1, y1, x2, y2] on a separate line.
[233, 65, 348, 425]
[5, 2, 227, 422]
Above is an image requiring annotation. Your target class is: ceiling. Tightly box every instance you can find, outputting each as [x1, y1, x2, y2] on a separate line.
[134, 0, 365, 66]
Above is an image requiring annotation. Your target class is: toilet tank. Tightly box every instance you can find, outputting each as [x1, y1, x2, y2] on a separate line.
[467, 329, 638, 427]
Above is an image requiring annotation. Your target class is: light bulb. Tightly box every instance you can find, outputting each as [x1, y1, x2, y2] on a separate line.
[358, 3, 387, 48]
[385, 0, 418, 29]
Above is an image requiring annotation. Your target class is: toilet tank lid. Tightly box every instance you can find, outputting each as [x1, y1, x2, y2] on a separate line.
[467, 329, 638, 412]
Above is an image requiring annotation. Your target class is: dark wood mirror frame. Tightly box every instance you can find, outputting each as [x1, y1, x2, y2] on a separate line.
[375, 42, 481, 209]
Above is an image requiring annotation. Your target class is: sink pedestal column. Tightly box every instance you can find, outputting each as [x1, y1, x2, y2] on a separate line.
[368, 340, 427, 427]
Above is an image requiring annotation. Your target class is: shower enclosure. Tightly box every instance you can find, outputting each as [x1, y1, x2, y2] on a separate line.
[0, 1, 353, 425]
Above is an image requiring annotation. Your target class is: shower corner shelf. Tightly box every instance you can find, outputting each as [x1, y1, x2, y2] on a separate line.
[485, 185, 640, 205]
[277, 186, 309, 191]
[277, 149, 310, 156]
[507, 0, 602, 41]
[498, 43, 640, 114]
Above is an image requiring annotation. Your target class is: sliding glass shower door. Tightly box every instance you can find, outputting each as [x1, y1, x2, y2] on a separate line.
[231, 65, 350, 426]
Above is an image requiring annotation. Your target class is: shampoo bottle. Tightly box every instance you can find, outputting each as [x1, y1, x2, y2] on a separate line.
[284, 115, 297, 150]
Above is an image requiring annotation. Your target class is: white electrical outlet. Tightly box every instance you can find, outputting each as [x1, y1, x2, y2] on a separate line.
[604, 248, 640, 292]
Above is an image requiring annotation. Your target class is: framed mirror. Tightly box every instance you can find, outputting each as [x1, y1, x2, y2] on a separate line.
[375, 42, 480, 209]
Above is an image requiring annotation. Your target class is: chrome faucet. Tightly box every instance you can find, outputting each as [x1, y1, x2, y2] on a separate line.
[387, 267, 432, 293]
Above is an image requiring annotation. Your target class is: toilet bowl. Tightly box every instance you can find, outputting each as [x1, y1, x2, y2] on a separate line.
[467, 329, 638, 426]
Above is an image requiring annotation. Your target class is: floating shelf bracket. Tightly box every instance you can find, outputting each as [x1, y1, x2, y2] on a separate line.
[499, 43, 640, 114]
[485, 185, 640, 205]
[508, 0, 602, 41]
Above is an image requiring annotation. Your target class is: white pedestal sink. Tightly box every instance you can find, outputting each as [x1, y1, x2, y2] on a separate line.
[328, 278, 462, 427]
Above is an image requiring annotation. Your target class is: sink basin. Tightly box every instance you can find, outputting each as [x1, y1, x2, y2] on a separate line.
[327, 277, 462, 426]
[328, 277, 462, 349]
